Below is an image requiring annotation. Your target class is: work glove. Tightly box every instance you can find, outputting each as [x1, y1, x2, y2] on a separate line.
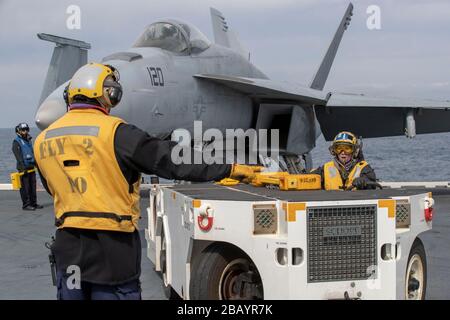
[352, 177, 369, 190]
[229, 164, 263, 182]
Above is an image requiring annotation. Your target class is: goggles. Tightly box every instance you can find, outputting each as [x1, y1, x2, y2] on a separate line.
[18, 127, 29, 132]
[334, 144, 354, 154]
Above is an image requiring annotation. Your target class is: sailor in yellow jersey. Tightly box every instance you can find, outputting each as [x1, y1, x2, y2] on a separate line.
[311, 131, 377, 190]
[34, 63, 258, 300]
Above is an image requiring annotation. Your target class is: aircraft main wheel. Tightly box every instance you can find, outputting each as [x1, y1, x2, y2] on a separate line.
[405, 239, 427, 300]
[190, 244, 263, 300]
[160, 234, 181, 300]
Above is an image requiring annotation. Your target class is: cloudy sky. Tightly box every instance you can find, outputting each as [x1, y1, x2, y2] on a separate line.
[0, 0, 449, 128]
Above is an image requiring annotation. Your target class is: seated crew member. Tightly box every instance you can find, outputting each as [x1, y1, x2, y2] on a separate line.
[311, 131, 377, 190]
[34, 62, 259, 300]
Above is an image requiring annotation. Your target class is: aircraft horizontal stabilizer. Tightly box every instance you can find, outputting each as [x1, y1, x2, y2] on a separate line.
[194, 74, 327, 105]
[316, 92, 450, 140]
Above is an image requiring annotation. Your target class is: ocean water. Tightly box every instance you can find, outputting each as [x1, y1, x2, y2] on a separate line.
[1, 128, 449, 183]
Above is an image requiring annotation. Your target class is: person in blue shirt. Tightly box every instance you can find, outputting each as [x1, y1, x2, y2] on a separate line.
[12, 123, 43, 210]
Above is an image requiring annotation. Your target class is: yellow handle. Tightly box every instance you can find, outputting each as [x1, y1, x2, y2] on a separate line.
[216, 178, 240, 186]
[10, 168, 36, 190]
[17, 168, 36, 176]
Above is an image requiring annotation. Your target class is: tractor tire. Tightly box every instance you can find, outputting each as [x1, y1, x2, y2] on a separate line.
[190, 243, 263, 300]
[405, 238, 427, 300]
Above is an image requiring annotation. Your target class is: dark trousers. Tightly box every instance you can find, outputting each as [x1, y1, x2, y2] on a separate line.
[56, 271, 141, 300]
[19, 171, 36, 208]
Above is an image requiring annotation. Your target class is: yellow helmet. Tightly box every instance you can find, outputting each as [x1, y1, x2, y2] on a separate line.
[67, 63, 122, 108]
[329, 131, 360, 157]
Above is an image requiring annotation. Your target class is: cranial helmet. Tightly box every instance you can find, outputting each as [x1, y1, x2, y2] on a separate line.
[15, 122, 30, 134]
[67, 63, 122, 109]
[329, 131, 362, 159]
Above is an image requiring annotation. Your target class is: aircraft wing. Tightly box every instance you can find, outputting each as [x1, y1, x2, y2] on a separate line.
[194, 74, 328, 105]
[316, 92, 450, 140]
[194, 74, 450, 140]
[326, 92, 450, 109]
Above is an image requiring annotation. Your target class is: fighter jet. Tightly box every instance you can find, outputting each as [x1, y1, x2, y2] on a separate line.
[35, 4, 450, 172]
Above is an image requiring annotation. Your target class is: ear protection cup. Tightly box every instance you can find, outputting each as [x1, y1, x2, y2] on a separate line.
[63, 84, 70, 106]
[328, 145, 336, 157]
[107, 82, 122, 107]
[104, 65, 122, 107]
[354, 137, 363, 159]
[101, 79, 122, 108]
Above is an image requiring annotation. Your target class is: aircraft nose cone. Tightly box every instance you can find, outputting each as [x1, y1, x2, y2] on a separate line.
[35, 97, 67, 130]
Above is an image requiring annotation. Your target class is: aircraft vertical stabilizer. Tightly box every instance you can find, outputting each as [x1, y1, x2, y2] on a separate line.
[309, 3, 353, 90]
[37, 33, 91, 105]
[210, 7, 250, 60]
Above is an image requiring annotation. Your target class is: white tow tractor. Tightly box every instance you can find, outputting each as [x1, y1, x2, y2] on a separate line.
[145, 183, 433, 300]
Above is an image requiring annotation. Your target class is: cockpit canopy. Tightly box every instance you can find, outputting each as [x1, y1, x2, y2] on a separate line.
[133, 19, 211, 54]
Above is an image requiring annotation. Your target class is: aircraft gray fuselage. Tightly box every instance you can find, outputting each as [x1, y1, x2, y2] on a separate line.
[109, 45, 267, 137]
[36, 43, 267, 138]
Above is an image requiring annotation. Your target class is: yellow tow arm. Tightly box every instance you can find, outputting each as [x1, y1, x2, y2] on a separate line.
[217, 171, 322, 191]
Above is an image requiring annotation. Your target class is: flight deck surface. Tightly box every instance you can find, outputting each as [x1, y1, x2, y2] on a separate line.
[0, 187, 449, 299]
